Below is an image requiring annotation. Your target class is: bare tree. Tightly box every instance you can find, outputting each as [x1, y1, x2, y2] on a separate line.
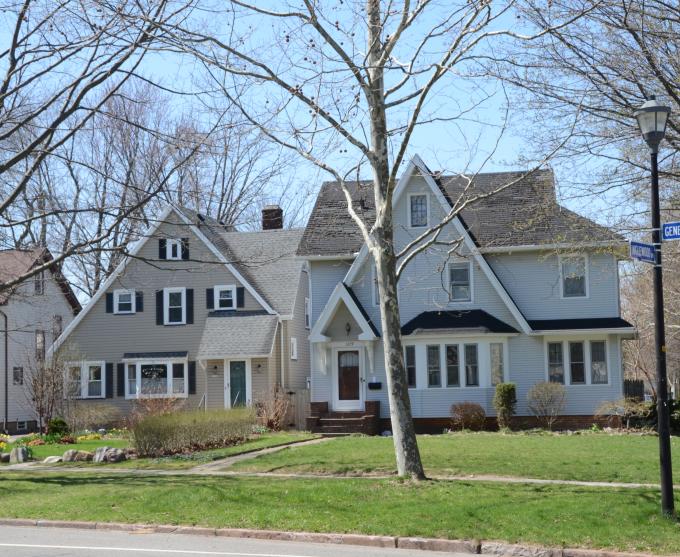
[147, 1, 587, 478]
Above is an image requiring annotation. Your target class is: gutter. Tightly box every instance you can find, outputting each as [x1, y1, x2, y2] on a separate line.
[0, 309, 7, 433]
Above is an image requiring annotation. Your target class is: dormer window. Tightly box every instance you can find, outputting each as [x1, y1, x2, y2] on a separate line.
[215, 285, 237, 310]
[114, 289, 135, 314]
[560, 255, 587, 298]
[408, 194, 428, 228]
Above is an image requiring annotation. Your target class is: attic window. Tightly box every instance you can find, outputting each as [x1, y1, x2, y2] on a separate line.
[167, 239, 182, 260]
[34, 271, 45, 295]
[409, 194, 428, 228]
[215, 285, 237, 310]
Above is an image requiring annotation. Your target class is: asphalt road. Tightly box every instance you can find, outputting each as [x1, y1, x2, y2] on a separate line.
[0, 526, 461, 557]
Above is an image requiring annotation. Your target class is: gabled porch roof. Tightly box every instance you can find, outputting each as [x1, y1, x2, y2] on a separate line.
[310, 282, 380, 342]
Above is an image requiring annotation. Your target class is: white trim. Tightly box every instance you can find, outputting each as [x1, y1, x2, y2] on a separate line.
[342, 155, 533, 334]
[64, 360, 106, 399]
[48, 204, 176, 358]
[372, 265, 379, 306]
[163, 287, 186, 325]
[224, 358, 252, 408]
[296, 254, 358, 261]
[407, 192, 429, 228]
[166, 238, 182, 260]
[331, 346, 364, 411]
[113, 289, 136, 314]
[123, 357, 189, 399]
[304, 297, 310, 329]
[309, 282, 378, 343]
[542, 335, 610, 386]
[478, 241, 627, 254]
[559, 253, 589, 299]
[290, 336, 298, 360]
[530, 327, 635, 336]
[214, 284, 237, 310]
[448, 260, 473, 303]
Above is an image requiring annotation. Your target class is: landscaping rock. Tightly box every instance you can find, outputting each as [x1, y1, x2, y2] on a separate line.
[42, 456, 62, 464]
[9, 446, 29, 464]
[0, 453, 9, 463]
[62, 449, 94, 462]
[93, 446, 126, 463]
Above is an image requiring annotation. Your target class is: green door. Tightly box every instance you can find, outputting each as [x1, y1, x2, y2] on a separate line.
[229, 361, 247, 407]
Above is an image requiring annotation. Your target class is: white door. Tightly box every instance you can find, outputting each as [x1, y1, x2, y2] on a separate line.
[333, 349, 363, 411]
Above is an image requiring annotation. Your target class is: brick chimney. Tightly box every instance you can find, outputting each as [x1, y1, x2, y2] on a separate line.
[262, 205, 283, 230]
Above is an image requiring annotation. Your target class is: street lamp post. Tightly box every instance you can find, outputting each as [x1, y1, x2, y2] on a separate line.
[634, 95, 674, 516]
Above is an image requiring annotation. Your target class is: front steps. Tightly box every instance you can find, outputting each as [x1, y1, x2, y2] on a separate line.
[306, 401, 380, 435]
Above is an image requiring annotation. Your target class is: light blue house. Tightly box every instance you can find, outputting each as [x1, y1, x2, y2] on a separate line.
[298, 156, 634, 432]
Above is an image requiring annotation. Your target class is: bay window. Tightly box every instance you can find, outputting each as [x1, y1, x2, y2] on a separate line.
[464, 344, 479, 386]
[125, 359, 188, 398]
[427, 345, 441, 387]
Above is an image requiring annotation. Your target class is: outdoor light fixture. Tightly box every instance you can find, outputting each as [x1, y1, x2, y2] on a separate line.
[634, 94, 674, 516]
[634, 95, 671, 152]
[345, 322, 351, 336]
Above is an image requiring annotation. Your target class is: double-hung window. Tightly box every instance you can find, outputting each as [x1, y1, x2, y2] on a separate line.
[304, 297, 310, 329]
[548, 342, 565, 383]
[409, 194, 428, 227]
[464, 344, 479, 386]
[569, 342, 586, 384]
[446, 345, 460, 387]
[126, 359, 188, 398]
[215, 285, 236, 310]
[164, 288, 186, 325]
[404, 346, 417, 388]
[561, 255, 587, 298]
[427, 345, 441, 387]
[590, 341, 608, 384]
[65, 361, 105, 399]
[449, 262, 471, 302]
[166, 239, 182, 260]
[114, 289, 135, 314]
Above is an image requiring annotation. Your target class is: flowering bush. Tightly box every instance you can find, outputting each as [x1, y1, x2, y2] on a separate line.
[0, 441, 8, 452]
[76, 433, 102, 442]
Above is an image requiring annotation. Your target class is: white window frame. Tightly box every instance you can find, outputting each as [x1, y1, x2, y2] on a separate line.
[559, 254, 589, 299]
[64, 360, 106, 399]
[113, 288, 136, 314]
[448, 260, 473, 303]
[34, 271, 45, 295]
[543, 337, 610, 386]
[404, 345, 417, 389]
[166, 238, 182, 260]
[407, 192, 429, 228]
[123, 358, 188, 399]
[164, 287, 186, 325]
[214, 284, 237, 310]
[304, 297, 310, 329]
[290, 337, 298, 360]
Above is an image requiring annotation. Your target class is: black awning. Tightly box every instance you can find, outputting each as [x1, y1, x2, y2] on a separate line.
[402, 310, 518, 335]
[528, 317, 634, 331]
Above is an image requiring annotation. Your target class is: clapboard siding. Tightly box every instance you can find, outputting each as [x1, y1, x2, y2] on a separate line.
[309, 260, 352, 326]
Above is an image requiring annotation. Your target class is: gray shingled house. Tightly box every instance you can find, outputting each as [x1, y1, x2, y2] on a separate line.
[299, 155, 635, 433]
[50, 205, 310, 425]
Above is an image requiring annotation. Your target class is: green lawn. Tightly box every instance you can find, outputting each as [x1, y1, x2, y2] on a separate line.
[0, 472, 678, 553]
[60, 432, 318, 470]
[230, 432, 680, 483]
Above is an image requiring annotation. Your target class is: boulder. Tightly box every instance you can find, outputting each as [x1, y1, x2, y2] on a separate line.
[9, 446, 29, 464]
[42, 455, 62, 464]
[62, 449, 94, 462]
[94, 446, 126, 463]
[0, 452, 10, 463]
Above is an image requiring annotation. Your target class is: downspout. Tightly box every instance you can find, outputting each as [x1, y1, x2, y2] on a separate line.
[0, 309, 8, 433]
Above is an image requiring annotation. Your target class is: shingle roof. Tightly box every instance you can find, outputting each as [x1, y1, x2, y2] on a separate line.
[197, 313, 279, 359]
[0, 247, 81, 312]
[175, 207, 304, 315]
[297, 169, 624, 256]
[401, 310, 519, 335]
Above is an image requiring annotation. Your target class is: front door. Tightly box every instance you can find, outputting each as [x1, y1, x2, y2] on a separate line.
[226, 361, 247, 408]
[334, 350, 362, 410]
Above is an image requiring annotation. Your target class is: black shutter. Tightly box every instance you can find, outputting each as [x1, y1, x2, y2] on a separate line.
[156, 290, 164, 325]
[135, 291, 144, 312]
[181, 238, 190, 260]
[188, 361, 196, 394]
[158, 239, 167, 260]
[105, 363, 113, 398]
[236, 287, 245, 308]
[105, 293, 113, 313]
[206, 288, 214, 310]
[117, 363, 125, 397]
[186, 289, 194, 324]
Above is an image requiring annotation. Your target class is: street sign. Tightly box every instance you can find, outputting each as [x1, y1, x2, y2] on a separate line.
[662, 222, 680, 241]
[630, 241, 657, 264]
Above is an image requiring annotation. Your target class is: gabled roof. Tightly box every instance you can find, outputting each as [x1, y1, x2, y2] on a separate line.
[297, 167, 623, 257]
[197, 312, 279, 359]
[175, 207, 304, 316]
[0, 247, 81, 313]
[402, 310, 519, 335]
[309, 282, 379, 342]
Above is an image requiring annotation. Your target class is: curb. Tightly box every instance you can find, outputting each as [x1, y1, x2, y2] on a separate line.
[0, 518, 665, 556]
